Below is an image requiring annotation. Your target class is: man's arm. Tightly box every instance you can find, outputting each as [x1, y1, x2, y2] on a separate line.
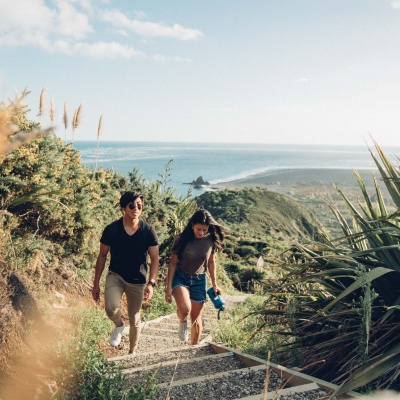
[144, 245, 159, 302]
[92, 243, 110, 301]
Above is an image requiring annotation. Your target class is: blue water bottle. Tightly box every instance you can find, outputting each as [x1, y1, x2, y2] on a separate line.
[207, 287, 226, 319]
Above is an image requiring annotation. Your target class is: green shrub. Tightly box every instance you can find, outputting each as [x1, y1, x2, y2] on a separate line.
[53, 307, 158, 399]
[142, 286, 176, 321]
[222, 261, 242, 275]
[234, 245, 259, 258]
[213, 296, 286, 362]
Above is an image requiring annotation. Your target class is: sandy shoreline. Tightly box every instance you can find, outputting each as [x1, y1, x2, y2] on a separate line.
[210, 168, 380, 192]
[201, 167, 388, 238]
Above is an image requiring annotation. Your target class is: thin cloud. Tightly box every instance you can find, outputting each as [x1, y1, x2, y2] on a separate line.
[216, 107, 238, 113]
[135, 11, 147, 19]
[391, 1, 400, 9]
[0, 0, 92, 45]
[54, 0, 93, 40]
[152, 54, 193, 63]
[72, 42, 145, 59]
[101, 9, 204, 41]
[36, 39, 143, 59]
[0, 0, 200, 59]
[0, 70, 5, 88]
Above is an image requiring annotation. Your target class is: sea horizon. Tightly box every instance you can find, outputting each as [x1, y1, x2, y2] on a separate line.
[74, 141, 399, 197]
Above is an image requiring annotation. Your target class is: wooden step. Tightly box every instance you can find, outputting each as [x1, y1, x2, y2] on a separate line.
[109, 343, 216, 369]
[106, 294, 371, 400]
[153, 364, 284, 400]
[123, 352, 243, 386]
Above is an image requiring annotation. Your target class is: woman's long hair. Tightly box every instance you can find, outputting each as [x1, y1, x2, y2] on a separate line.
[173, 209, 225, 258]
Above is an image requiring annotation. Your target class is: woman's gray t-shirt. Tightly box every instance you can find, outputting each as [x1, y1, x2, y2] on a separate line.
[172, 235, 214, 274]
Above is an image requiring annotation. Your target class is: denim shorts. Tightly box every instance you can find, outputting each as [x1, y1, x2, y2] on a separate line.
[172, 270, 207, 303]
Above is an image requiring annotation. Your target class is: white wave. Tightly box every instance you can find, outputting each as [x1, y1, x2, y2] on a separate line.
[211, 165, 377, 185]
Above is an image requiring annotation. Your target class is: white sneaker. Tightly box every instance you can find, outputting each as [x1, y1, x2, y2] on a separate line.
[178, 320, 188, 342]
[109, 321, 125, 346]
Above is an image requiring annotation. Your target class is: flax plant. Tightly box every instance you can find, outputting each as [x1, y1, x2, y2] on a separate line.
[255, 140, 400, 394]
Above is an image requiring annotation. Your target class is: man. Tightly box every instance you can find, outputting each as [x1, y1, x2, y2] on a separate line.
[92, 191, 159, 355]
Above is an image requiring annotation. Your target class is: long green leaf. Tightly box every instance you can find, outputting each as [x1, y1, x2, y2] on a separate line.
[381, 293, 400, 323]
[321, 267, 394, 312]
[333, 341, 400, 395]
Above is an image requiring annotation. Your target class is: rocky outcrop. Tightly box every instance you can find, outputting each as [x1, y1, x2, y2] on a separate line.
[184, 176, 210, 189]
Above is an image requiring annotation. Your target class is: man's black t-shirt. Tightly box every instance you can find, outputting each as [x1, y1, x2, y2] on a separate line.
[100, 218, 158, 284]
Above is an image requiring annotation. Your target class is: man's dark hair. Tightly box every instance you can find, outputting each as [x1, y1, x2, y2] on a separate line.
[119, 191, 144, 208]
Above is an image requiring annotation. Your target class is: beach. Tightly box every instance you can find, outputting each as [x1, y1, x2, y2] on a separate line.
[211, 168, 380, 195]
[209, 168, 386, 236]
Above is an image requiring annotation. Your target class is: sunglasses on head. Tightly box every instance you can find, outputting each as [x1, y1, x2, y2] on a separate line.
[127, 202, 143, 210]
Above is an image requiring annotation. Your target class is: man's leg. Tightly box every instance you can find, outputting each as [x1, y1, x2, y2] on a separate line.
[104, 273, 124, 326]
[125, 283, 145, 353]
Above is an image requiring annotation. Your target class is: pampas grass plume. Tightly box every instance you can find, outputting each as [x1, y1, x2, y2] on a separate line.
[72, 104, 83, 130]
[49, 98, 55, 126]
[38, 87, 46, 117]
[71, 103, 83, 144]
[97, 114, 103, 140]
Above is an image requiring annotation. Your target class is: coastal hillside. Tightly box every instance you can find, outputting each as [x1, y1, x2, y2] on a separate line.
[195, 188, 326, 278]
[197, 187, 325, 244]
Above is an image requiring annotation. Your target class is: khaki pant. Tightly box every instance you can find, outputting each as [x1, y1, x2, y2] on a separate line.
[105, 272, 145, 351]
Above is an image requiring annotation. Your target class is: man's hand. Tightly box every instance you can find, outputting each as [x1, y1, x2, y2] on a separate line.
[143, 284, 154, 302]
[92, 283, 100, 302]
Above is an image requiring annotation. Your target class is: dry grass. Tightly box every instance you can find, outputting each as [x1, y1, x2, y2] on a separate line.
[0, 106, 49, 160]
[0, 107, 19, 157]
[71, 103, 83, 143]
[96, 114, 103, 170]
[0, 262, 94, 399]
[49, 98, 55, 127]
[38, 87, 46, 118]
[63, 101, 68, 143]
[0, 270, 24, 379]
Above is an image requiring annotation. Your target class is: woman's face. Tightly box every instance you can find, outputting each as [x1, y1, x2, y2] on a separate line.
[192, 223, 209, 239]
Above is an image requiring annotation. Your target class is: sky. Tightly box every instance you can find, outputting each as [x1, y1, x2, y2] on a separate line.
[2, 0, 400, 146]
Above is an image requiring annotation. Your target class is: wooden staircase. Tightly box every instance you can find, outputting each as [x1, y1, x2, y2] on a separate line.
[108, 296, 372, 400]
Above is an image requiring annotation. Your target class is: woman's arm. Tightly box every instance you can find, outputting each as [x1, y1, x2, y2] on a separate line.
[165, 253, 178, 303]
[92, 243, 110, 301]
[208, 252, 222, 295]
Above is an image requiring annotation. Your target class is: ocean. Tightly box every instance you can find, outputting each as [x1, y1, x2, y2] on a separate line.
[74, 141, 398, 198]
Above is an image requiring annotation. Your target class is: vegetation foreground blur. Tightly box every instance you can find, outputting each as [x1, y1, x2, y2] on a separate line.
[1, 91, 400, 398]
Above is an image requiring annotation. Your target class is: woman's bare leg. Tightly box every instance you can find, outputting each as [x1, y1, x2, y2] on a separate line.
[173, 286, 191, 322]
[190, 301, 204, 345]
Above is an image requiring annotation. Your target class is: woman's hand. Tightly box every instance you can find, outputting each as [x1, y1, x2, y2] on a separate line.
[165, 286, 173, 304]
[212, 284, 222, 296]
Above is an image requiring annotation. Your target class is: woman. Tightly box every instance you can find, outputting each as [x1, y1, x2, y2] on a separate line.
[165, 209, 225, 345]
[92, 190, 159, 355]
